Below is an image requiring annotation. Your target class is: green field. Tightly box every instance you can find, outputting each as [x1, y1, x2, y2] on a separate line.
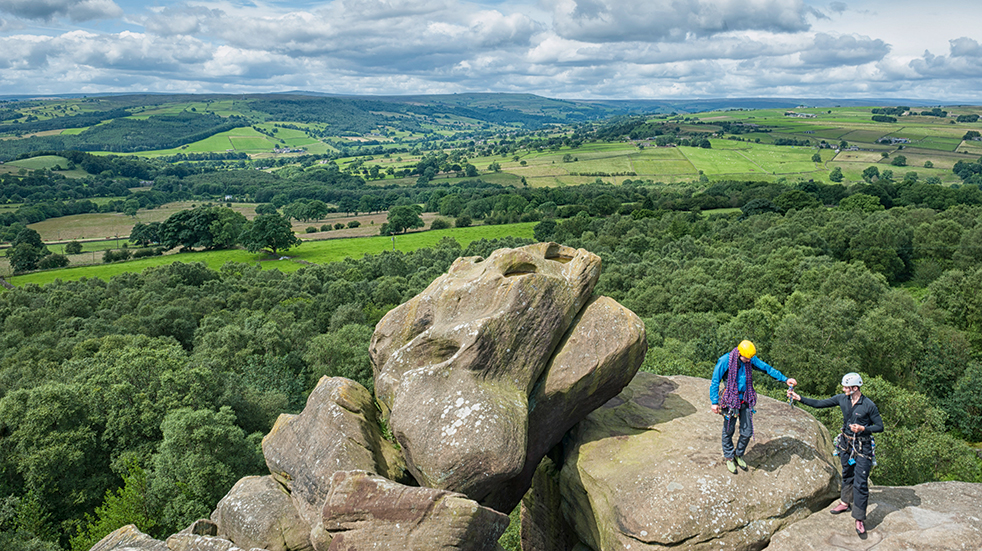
[4, 223, 536, 287]
[0, 155, 90, 178]
[678, 147, 764, 176]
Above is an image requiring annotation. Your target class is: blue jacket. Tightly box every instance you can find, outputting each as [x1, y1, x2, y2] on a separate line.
[710, 353, 788, 405]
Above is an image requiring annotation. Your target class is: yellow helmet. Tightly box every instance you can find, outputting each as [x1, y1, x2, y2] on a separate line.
[738, 340, 756, 358]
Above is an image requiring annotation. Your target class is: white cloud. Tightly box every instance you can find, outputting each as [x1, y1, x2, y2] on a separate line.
[0, 0, 122, 22]
[798, 33, 889, 67]
[909, 38, 982, 79]
[2, 0, 982, 100]
[549, 0, 816, 43]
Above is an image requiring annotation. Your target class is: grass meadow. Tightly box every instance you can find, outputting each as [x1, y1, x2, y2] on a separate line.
[3, 222, 536, 287]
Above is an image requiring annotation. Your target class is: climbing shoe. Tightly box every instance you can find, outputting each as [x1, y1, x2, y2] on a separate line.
[726, 460, 737, 474]
[735, 457, 748, 470]
[830, 502, 851, 514]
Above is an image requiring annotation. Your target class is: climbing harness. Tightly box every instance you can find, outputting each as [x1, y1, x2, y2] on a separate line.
[833, 432, 876, 468]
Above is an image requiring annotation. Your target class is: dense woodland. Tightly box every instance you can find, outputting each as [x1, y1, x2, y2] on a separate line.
[2, 188, 982, 549]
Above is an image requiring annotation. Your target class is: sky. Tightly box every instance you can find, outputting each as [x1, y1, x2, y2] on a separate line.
[2, 0, 982, 101]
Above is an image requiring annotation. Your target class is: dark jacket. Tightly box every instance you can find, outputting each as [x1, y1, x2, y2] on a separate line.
[800, 393, 883, 438]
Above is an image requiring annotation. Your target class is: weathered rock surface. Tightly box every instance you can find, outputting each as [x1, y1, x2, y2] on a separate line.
[767, 481, 982, 550]
[261, 376, 406, 526]
[486, 295, 646, 511]
[561, 373, 840, 551]
[319, 470, 510, 551]
[371, 242, 644, 510]
[520, 457, 580, 551]
[88, 525, 167, 551]
[165, 533, 251, 551]
[211, 476, 312, 551]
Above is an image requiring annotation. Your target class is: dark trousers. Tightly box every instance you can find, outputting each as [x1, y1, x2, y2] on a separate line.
[840, 449, 872, 521]
[721, 405, 753, 459]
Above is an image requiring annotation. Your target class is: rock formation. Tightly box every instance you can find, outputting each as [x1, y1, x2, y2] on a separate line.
[260, 376, 406, 527]
[317, 470, 509, 551]
[211, 476, 311, 551]
[767, 481, 982, 550]
[558, 373, 840, 551]
[89, 524, 169, 551]
[370, 242, 645, 512]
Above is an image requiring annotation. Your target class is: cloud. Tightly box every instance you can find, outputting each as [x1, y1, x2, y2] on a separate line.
[0, 0, 122, 21]
[142, 5, 224, 36]
[549, 0, 816, 43]
[798, 33, 889, 67]
[909, 37, 982, 79]
[179, 1, 541, 75]
[828, 2, 847, 14]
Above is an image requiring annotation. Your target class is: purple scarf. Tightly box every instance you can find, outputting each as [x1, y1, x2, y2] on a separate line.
[720, 347, 756, 409]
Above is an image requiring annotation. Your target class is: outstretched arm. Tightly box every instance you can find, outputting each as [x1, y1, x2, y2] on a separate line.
[788, 390, 840, 409]
[751, 356, 794, 386]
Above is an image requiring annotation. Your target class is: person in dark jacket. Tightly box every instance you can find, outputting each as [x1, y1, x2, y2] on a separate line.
[788, 372, 883, 537]
[710, 340, 796, 474]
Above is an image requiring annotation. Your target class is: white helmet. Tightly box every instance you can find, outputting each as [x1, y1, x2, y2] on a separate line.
[841, 372, 863, 387]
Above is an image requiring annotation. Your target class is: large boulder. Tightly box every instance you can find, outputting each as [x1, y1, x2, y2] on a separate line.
[371, 242, 644, 510]
[261, 376, 406, 526]
[211, 476, 312, 551]
[520, 457, 580, 551]
[486, 296, 646, 511]
[767, 481, 982, 550]
[561, 373, 840, 551]
[318, 470, 509, 551]
[88, 525, 167, 551]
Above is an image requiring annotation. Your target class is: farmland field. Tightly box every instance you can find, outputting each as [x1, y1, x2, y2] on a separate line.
[678, 147, 764, 175]
[0, 155, 90, 178]
[4, 222, 536, 287]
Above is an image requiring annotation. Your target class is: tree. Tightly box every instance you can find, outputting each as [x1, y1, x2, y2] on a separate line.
[775, 189, 820, 211]
[488, 161, 501, 172]
[386, 205, 424, 234]
[533, 219, 557, 241]
[150, 407, 264, 533]
[69, 460, 156, 551]
[739, 198, 781, 219]
[811, 152, 822, 163]
[255, 203, 277, 215]
[129, 222, 161, 247]
[0, 383, 114, 540]
[829, 166, 844, 182]
[891, 155, 907, 167]
[37, 254, 69, 270]
[5, 229, 49, 273]
[64, 240, 83, 255]
[438, 194, 465, 217]
[239, 213, 301, 255]
[838, 193, 884, 213]
[862, 165, 880, 182]
[302, 325, 375, 392]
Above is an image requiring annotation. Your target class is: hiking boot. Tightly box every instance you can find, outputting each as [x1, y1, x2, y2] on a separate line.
[830, 502, 851, 515]
[735, 456, 748, 470]
[856, 520, 866, 536]
[725, 460, 737, 474]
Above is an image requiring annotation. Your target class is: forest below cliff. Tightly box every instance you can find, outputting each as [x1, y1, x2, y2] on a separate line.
[2, 188, 982, 549]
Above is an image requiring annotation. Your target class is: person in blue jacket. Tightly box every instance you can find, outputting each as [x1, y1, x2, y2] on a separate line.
[710, 340, 796, 474]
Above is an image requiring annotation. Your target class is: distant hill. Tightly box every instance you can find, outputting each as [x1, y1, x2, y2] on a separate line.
[0, 92, 974, 160]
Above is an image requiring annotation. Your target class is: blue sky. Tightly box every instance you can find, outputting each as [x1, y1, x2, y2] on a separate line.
[2, 0, 982, 100]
